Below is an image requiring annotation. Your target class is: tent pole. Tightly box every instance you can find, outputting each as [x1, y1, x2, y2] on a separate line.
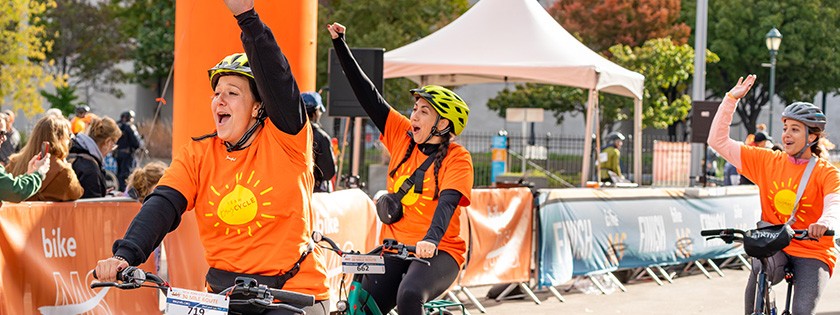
[634, 98, 643, 184]
[594, 92, 601, 183]
[581, 89, 596, 186]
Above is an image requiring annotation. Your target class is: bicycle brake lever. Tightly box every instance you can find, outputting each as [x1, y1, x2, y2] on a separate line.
[407, 256, 431, 266]
[90, 282, 116, 289]
[251, 298, 271, 307]
[116, 283, 141, 290]
[274, 303, 306, 315]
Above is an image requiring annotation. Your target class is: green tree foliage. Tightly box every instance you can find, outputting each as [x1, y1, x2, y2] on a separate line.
[699, 0, 840, 134]
[609, 38, 719, 129]
[39, 85, 78, 116]
[37, 0, 129, 101]
[317, 0, 469, 111]
[0, 0, 60, 117]
[548, 0, 691, 54]
[110, 0, 174, 92]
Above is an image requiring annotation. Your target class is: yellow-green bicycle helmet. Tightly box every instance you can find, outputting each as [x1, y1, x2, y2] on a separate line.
[208, 53, 254, 90]
[410, 85, 470, 135]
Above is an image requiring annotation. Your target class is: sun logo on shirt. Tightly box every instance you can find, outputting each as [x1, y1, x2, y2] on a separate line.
[768, 177, 812, 222]
[391, 164, 433, 215]
[204, 170, 275, 237]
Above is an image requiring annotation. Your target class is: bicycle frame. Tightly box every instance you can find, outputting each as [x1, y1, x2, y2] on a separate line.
[313, 232, 428, 315]
[753, 257, 776, 315]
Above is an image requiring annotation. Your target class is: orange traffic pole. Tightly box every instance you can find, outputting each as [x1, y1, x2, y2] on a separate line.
[172, 1, 317, 154]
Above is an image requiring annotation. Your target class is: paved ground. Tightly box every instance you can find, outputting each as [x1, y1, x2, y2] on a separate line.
[451, 267, 840, 315]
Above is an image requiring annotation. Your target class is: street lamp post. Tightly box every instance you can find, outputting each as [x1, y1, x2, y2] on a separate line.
[766, 27, 782, 136]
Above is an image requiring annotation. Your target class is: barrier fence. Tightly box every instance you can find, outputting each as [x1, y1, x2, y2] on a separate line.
[0, 201, 158, 314]
[538, 187, 760, 288]
[359, 129, 686, 188]
[1, 186, 760, 313]
[460, 188, 533, 287]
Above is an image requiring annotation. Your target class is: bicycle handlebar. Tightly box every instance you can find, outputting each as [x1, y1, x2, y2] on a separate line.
[701, 228, 835, 242]
[91, 266, 169, 293]
[91, 268, 314, 313]
[269, 288, 316, 307]
[313, 232, 430, 266]
[700, 228, 742, 237]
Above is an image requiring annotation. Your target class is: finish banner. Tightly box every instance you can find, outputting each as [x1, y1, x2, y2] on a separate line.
[0, 201, 159, 315]
[460, 187, 533, 286]
[538, 187, 761, 287]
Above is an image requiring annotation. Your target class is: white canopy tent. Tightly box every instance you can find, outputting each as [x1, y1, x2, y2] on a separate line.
[383, 0, 645, 185]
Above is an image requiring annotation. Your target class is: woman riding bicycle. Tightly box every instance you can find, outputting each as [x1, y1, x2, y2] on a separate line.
[94, 1, 330, 314]
[708, 74, 840, 314]
[327, 23, 474, 315]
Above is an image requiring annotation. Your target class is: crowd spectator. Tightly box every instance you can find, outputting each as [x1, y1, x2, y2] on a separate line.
[0, 110, 21, 165]
[0, 113, 49, 203]
[116, 110, 144, 191]
[44, 108, 64, 119]
[69, 117, 122, 198]
[125, 161, 167, 201]
[7, 115, 83, 201]
[599, 132, 625, 183]
[71, 105, 94, 134]
[302, 92, 336, 192]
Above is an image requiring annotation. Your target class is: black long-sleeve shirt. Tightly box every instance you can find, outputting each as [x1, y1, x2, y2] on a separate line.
[312, 123, 336, 192]
[114, 9, 306, 265]
[331, 34, 460, 245]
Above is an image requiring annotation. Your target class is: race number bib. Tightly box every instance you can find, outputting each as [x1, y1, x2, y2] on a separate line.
[342, 254, 385, 274]
[166, 287, 229, 315]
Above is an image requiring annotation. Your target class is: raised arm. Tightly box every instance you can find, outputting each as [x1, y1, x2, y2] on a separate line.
[708, 75, 756, 169]
[0, 170, 42, 202]
[228, 0, 306, 135]
[327, 23, 391, 133]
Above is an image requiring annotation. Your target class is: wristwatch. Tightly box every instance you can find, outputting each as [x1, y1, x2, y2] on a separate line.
[112, 255, 128, 264]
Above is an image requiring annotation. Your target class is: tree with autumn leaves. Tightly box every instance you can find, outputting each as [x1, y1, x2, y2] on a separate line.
[0, 0, 62, 117]
[488, 0, 711, 138]
[550, 0, 690, 54]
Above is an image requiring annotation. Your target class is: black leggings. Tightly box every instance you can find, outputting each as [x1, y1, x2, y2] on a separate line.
[361, 251, 460, 315]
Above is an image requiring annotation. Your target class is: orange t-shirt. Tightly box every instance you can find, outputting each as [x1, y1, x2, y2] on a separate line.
[380, 109, 474, 266]
[158, 119, 329, 299]
[739, 145, 840, 271]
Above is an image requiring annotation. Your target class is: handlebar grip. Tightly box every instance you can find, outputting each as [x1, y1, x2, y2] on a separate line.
[794, 229, 836, 237]
[404, 246, 417, 253]
[269, 288, 316, 307]
[700, 229, 726, 236]
[92, 269, 98, 279]
[90, 282, 111, 288]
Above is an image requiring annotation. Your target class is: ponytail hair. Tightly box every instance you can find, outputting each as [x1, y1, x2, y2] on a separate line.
[389, 132, 453, 200]
[432, 133, 452, 200]
[389, 139, 417, 178]
[809, 127, 825, 159]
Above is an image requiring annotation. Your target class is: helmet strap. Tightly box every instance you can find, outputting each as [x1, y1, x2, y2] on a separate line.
[794, 128, 818, 159]
[420, 115, 452, 144]
[225, 106, 266, 152]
